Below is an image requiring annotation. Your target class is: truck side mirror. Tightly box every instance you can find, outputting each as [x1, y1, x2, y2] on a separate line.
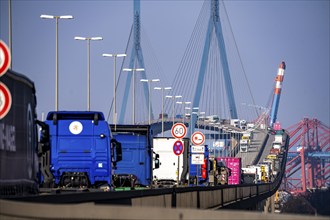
[52, 113, 57, 125]
[94, 113, 99, 125]
[111, 139, 122, 162]
[154, 154, 160, 169]
[36, 120, 50, 155]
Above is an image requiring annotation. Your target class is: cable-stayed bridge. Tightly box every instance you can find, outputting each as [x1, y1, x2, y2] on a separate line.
[2, 1, 328, 218]
[113, 0, 257, 126]
[103, 0, 329, 208]
[109, 0, 272, 163]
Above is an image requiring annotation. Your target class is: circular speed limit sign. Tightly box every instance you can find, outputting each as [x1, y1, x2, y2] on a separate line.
[171, 123, 187, 139]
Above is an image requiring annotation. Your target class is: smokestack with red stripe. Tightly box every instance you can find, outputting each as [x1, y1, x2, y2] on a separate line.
[270, 61, 286, 127]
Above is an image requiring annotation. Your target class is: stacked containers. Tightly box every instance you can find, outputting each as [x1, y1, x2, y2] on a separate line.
[216, 157, 241, 185]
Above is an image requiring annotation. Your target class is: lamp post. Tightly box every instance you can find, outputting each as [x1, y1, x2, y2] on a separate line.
[102, 53, 126, 129]
[176, 101, 191, 125]
[75, 36, 103, 111]
[184, 107, 191, 126]
[140, 79, 160, 124]
[166, 95, 182, 126]
[192, 107, 205, 130]
[123, 68, 145, 124]
[154, 86, 172, 137]
[41, 14, 73, 111]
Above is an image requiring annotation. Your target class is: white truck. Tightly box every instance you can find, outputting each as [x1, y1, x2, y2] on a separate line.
[274, 135, 283, 145]
[240, 120, 247, 130]
[240, 139, 249, 152]
[242, 166, 259, 184]
[242, 164, 271, 183]
[230, 119, 240, 128]
[152, 137, 189, 186]
[239, 133, 251, 153]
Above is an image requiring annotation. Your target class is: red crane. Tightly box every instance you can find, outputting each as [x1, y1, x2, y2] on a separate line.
[281, 118, 330, 194]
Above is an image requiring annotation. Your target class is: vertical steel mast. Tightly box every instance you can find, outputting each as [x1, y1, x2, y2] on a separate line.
[118, 0, 151, 124]
[188, 0, 238, 135]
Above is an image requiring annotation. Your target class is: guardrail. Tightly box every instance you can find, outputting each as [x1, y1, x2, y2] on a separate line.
[8, 134, 289, 210]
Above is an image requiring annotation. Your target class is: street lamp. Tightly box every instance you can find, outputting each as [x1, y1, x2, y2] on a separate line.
[154, 86, 172, 137]
[40, 14, 73, 111]
[75, 36, 103, 111]
[140, 79, 160, 125]
[166, 95, 182, 126]
[192, 107, 205, 130]
[102, 53, 126, 129]
[176, 101, 191, 125]
[184, 107, 191, 125]
[123, 68, 145, 124]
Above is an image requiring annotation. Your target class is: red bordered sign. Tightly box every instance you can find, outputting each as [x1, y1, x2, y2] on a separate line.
[191, 131, 205, 146]
[0, 40, 11, 77]
[173, 140, 184, 156]
[0, 82, 12, 119]
[171, 123, 187, 139]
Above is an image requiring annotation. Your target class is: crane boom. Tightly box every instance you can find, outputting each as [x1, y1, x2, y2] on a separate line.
[269, 61, 286, 127]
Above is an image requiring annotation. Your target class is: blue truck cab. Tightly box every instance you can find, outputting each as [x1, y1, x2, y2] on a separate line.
[110, 125, 156, 189]
[37, 111, 122, 189]
[189, 145, 209, 186]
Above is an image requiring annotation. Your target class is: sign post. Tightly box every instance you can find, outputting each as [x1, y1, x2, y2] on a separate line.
[173, 140, 184, 185]
[190, 132, 205, 186]
[191, 145, 206, 186]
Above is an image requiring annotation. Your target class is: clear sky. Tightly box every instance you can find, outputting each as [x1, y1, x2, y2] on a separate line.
[0, 0, 329, 129]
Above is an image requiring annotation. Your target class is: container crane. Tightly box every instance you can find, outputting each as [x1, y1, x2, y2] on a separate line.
[269, 61, 286, 128]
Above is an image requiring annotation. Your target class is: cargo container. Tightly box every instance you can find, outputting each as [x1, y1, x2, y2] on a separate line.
[273, 122, 281, 131]
[216, 157, 241, 185]
[207, 157, 230, 186]
[0, 70, 39, 196]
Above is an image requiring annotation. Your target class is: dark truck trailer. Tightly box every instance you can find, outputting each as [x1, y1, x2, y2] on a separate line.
[0, 69, 38, 197]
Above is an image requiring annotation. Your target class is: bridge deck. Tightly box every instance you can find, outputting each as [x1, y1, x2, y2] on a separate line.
[1, 199, 327, 220]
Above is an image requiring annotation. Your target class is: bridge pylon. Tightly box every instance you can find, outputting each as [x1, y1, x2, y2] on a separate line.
[188, 0, 238, 136]
[118, 0, 154, 124]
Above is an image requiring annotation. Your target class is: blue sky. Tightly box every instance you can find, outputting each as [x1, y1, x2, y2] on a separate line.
[0, 0, 329, 129]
